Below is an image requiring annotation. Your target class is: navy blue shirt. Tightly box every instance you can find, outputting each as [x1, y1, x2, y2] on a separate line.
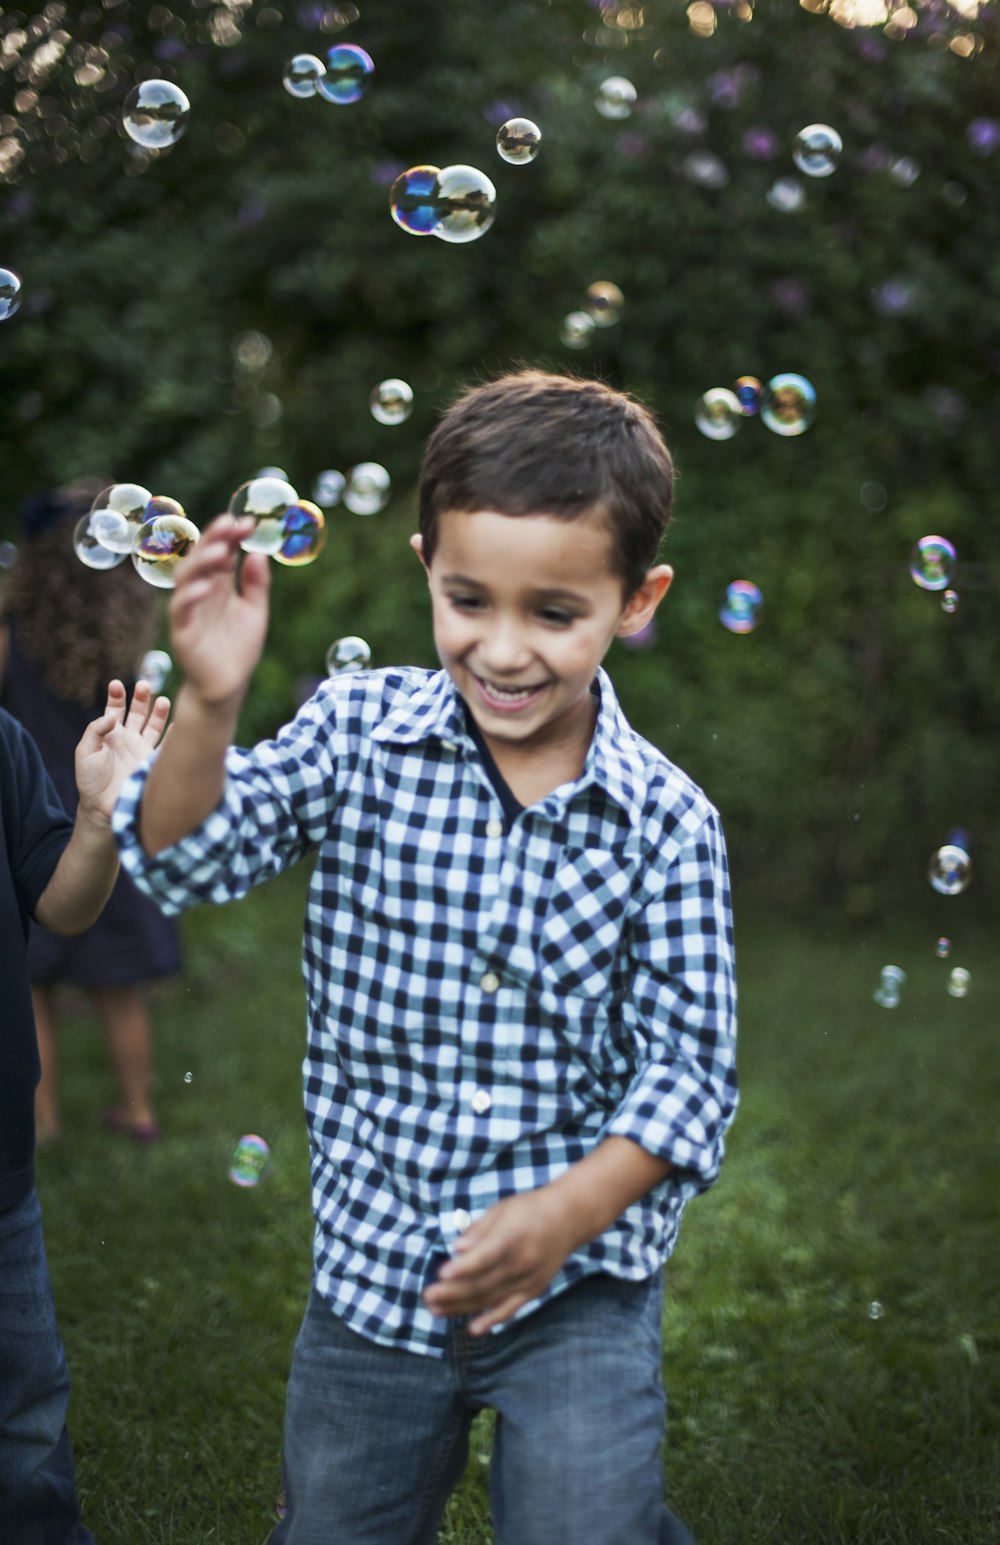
[0, 708, 73, 1212]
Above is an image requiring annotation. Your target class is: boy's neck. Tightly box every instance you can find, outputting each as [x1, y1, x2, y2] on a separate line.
[476, 694, 598, 808]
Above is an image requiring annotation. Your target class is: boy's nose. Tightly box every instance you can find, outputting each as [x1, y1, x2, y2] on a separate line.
[480, 618, 532, 674]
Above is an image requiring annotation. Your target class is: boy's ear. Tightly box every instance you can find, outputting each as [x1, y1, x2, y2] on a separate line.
[616, 564, 673, 638]
[409, 532, 428, 571]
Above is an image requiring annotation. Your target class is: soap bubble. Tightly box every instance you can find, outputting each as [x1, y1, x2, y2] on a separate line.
[766, 177, 806, 213]
[228, 1134, 271, 1188]
[313, 469, 345, 507]
[183, 1071, 192, 1084]
[0, 267, 22, 321]
[229, 476, 299, 555]
[928, 844, 971, 896]
[344, 463, 390, 516]
[935, 937, 952, 958]
[132, 509, 200, 589]
[761, 374, 816, 436]
[733, 376, 763, 415]
[909, 535, 956, 592]
[873, 964, 905, 1008]
[122, 80, 190, 150]
[325, 635, 371, 675]
[255, 465, 289, 482]
[947, 967, 971, 999]
[868, 1301, 884, 1320]
[695, 388, 743, 441]
[138, 649, 172, 693]
[89, 482, 152, 554]
[73, 516, 128, 570]
[792, 123, 843, 177]
[595, 77, 637, 120]
[496, 117, 541, 164]
[283, 53, 326, 98]
[720, 580, 763, 635]
[389, 164, 442, 236]
[318, 43, 374, 105]
[859, 481, 888, 513]
[0, 541, 16, 569]
[941, 589, 959, 614]
[583, 281, 624, 327]
[273, 500, 327, 567]
[369, 378, 413, 425]
[560, 310, 596, 349]
[433, 164, 497, 244]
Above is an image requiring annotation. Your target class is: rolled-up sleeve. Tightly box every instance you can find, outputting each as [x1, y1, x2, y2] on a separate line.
[112, 690, 347, 916]
[605, 805, 738, 1200]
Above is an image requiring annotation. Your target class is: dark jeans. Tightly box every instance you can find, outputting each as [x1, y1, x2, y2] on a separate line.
[0, 1189, 94, 1544]
[270, 1271, 695, 1545]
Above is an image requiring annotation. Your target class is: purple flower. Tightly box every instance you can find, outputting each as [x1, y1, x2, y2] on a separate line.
[743, 126, 778, 161]
[967, 118, 1000, 156]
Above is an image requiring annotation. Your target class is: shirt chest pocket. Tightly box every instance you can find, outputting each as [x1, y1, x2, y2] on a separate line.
[531, 846, 634, 1003]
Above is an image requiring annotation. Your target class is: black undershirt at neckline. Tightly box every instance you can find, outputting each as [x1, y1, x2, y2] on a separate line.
[461, 704, 525, 833]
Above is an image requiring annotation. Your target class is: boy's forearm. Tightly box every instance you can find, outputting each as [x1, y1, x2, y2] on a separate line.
[547, 1136, 672, 1251]
[34, 811, 118, 935]
[139, 683, 242, 856]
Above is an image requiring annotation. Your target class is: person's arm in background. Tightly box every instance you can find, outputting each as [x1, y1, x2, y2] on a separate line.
[138, 515, 270, 857]
[34, 679, 169, 933]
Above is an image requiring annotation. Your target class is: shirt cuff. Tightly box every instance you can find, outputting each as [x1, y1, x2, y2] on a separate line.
[111, 754, 234, 915]
[604, 1066, 727, 1199]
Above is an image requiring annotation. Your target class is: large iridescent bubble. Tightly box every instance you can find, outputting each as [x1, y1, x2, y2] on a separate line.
[909, 535, 956, 592]
[695, 388, 743, 441]
[389, 165, 442, 237]
[0, 267, 22, 321]
[760, 374, 816, 436]
[89, 482, 152, 555]
[132, 509, 200, 589]
[318, 43, 374, 105]
[272, 501, 327, 567]
[73, 515, 129, 570]
[122, 80, 190, 150]
[433, 165, 497, 244]
[229, 476, 299, 555]
[325, 635, 372, 675]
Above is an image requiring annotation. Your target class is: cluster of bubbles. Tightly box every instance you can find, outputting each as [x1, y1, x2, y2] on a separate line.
[73, 483, 200, 590]
[873, 964, 905, 1008]
[560, 280, 625, 349]
[695, 374, 817, 440]
[595, 77, 637, 120]
[909, 535, 957, 613]
[928, 843, 972, 896]
[390, 164, 497, 244]
[122, 80, 191, 151]
[325, 635, 372, 676]
[282, 43, 375, 105]
[370, 378, 413, 426]
[0, 267, 21, 321]
[720, 580, 763, 635]
[228, 1134, 271, 1188]
[228, 476, 327, 565]
[496, 117, 542, 166]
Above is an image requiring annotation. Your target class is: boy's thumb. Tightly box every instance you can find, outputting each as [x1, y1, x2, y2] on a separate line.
[239, 551, 272, 603]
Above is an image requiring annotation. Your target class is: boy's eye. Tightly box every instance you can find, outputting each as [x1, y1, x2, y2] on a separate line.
[540, 608, 575, 626]
[448, 594, 484, 611]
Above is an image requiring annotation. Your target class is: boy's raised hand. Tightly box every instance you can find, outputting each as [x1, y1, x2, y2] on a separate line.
[169, 514, 271, 708]
[75, 679, 171, 826]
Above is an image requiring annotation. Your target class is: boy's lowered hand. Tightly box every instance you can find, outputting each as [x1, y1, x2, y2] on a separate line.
[423, 1188, 577, 1336]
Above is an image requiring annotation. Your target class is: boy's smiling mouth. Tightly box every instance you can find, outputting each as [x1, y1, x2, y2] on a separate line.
[473, 674, 548, 712]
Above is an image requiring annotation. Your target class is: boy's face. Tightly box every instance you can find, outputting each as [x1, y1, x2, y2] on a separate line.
[411, 508, 671, 762]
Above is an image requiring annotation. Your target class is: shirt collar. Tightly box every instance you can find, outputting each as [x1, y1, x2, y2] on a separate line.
[372, 666, 648, 828]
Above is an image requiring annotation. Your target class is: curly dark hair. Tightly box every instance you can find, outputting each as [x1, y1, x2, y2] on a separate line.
[1, 477, 160, 706]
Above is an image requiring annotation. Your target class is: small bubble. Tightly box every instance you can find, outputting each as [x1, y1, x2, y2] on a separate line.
[496, 117, 541, 165]
[89, 482, 152, 555]
[859, 481, 888, 513]
[595, 77, 637, 121]
[312, 470, 345, 508]
[139, 649, 172, 693]
[122, 80, 190, 150]
[928, 844, 971, 897]
[947, 967, 971, 999]
[283, 53, 326, 98]
[909, 535, 956, 592]
[733, 376, 763, 415]
[940, 589, 959, 615]
[343, 464, 390, 516]
[792, 123, 843, 178]
[868, 1301, 884, 1320]
[560, 310, 595, 349]
[325, 635, 371, 675]
[369, 378, 413, 426]
[582, 281, 624, 327]
[694, 388, 743, 441]
[73, 515, 129, 571]
[229, 1134, 271, 1188]
[184, 1071, 193, 1084]
[0, 540, 17, 569]
[760, 374, 816, 437]
[935, 937, 952, 959]
[0, 267, 22, 321]
[720, 580, 763, 635]
[766, 177, 806, 213]
[317, 43, 374, 105]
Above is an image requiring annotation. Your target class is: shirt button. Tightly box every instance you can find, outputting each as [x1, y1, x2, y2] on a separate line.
[454, 1209, 472, 1231]
[471, 1089, 492, 1115]
[441, 739, 458, 752]
[480, 971, 500, 993]
[485, 817, 503, 838]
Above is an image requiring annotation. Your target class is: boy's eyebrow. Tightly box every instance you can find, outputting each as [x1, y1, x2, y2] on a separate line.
[440, 571, 590, 604]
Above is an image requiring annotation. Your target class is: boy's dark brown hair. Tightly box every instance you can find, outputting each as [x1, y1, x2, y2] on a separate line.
[418, 370, 675, 598]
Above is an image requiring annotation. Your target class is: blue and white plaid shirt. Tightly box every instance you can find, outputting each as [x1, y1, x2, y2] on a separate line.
[114, 665, 737, 1356]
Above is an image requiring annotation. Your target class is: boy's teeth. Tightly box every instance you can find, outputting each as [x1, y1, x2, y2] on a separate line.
[486, 681, 535, 697]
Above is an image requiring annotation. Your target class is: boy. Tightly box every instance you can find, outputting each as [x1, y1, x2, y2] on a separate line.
[1, 679, 169, 1543]
[113, 371, 738, 1545]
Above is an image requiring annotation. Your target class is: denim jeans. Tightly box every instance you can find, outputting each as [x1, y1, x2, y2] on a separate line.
[270, 1271, 695, 1545]
[0, 1189, 94, 1545]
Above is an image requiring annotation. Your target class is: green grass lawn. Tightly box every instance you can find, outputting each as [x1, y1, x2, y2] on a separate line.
[35, 864, 999, 1544]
